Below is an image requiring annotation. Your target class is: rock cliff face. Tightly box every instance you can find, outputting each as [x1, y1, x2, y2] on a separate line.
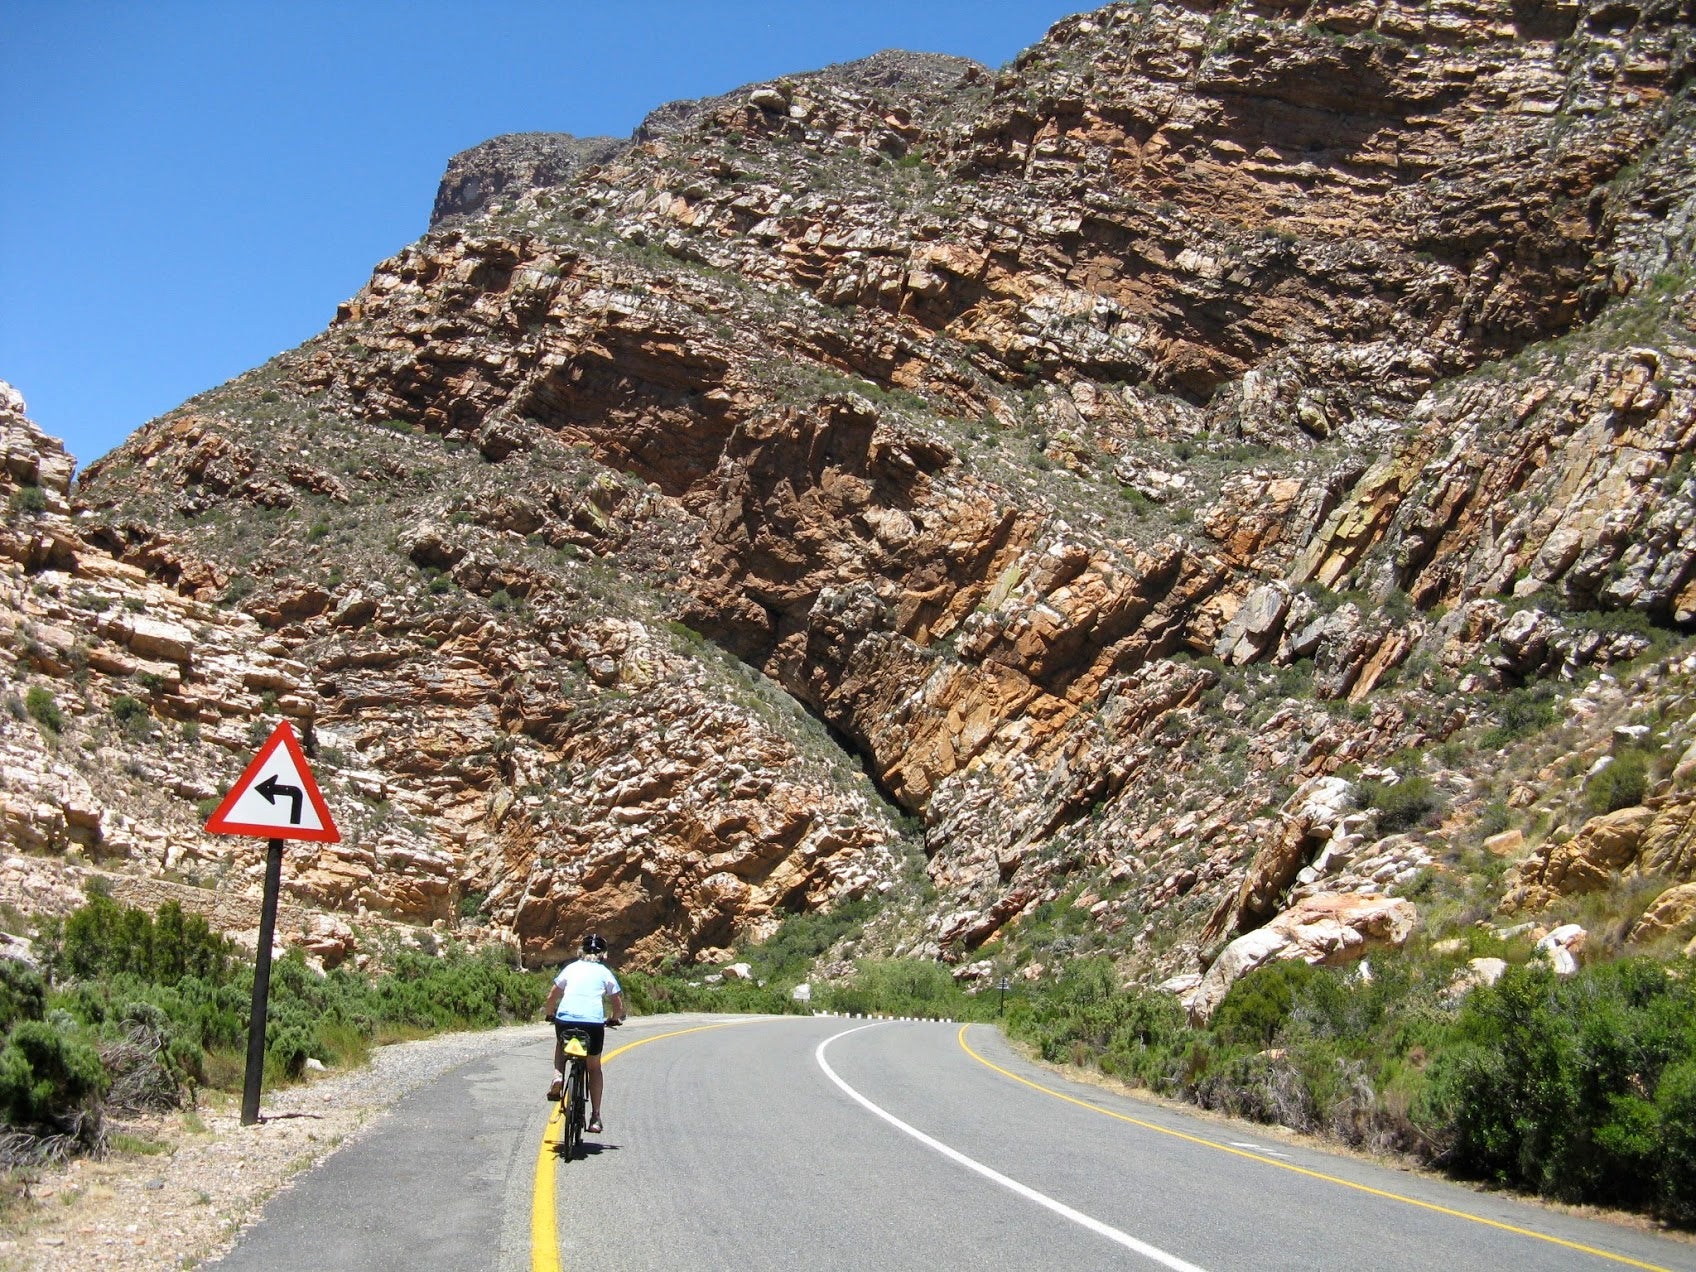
[8, 0, 1696, 984]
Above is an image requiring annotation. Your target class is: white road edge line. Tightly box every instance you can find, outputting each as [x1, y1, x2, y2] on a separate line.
[815, 1025, 1209, 1272]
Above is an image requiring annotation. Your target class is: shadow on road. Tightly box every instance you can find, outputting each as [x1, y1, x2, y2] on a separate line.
[550, 1141, 621, 1160]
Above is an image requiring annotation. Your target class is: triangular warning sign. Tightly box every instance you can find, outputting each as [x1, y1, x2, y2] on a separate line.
[204, 720, 340, 842]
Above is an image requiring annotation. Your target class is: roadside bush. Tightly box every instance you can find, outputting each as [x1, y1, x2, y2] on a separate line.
[1192, 1042, 1368, 1136]
[0, 962, 46, 1033]
[102, 1003, 196, 1112]
[1211, 959, 1318, 1050]
[621, 969, 797, 1016]
[1418, 958, 1696, 1218]
[1005, 947, 1696, 1221]
[34, 894, 549, 1102]
[0, 957, 107, 1161]
[0, 1021, 104, 1136]
[817, 958, 984, 1020]
[38, 893, 234, 986]
[746, 898, 878, 985]
[263, 996, 318, 1082]
[1655, 1060, 1696, 1222]
[1005, 958, 1186, 1086]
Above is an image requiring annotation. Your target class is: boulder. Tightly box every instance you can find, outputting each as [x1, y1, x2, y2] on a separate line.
[1636, 794, 1696, 879]
[1484, 829, 1525, 858]
[1187, 893, 1416, 1022]
[1212, 583, 1290, 666]
[1674, 741, 1696, 787]
[0, 932, 37, 970]
[1202, 775, 1355, 944]
[1630, 883, 1696, 945]
[122, 616, 196, 665]
[1502, 805, 1658, 907]
[1534, 923, 1587, 976]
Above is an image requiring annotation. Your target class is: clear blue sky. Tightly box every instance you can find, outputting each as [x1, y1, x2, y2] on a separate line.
[2, 2, 1086, 470]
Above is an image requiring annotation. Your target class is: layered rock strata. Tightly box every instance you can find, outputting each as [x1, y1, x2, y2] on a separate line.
[8, 0, 1696, 985]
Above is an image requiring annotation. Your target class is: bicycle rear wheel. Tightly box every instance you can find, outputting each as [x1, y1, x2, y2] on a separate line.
[561, 1058, 586, 1160]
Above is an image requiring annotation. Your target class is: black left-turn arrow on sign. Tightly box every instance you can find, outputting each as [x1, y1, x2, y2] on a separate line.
[256, 774, 304, 825]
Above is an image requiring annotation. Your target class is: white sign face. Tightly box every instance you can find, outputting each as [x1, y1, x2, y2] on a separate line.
[204, 721, 340, 843]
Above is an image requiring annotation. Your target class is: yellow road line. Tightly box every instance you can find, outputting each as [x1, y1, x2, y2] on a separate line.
[957, 1026, 1672, 1272]
[531, 1019, 768, 1272]
[531, 1097, 563, 1272]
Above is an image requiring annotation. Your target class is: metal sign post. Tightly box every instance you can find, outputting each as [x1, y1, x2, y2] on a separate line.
[997, 976, 1012, 1016]
[202, 720, 340, 1126]
[241, 838, 285, 1125]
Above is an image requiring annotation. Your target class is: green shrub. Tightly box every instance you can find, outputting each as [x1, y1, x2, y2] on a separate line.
[996, 944, 1696, 1220]
[1476, 802, 1512, 838]
[1361, 774, 1445, 833]
[23, 687, 62, 734]
[1479, 685, 1559, 749]
[816, 958, 981, 1020]
[264, 997, 317, 1081]
[0, 961, 46, 1033]
[457, 890, 488, 920]
[39, 894, 234, 986]
[1193, 1042, 1362, 1135]
[745, 898, 876, 985]
[0, 1020, 104, 1132]
[1654, 1059, 1696, 1222]
[1005, 959, 1192, 1091]
[1422, 959, 1696, 1216]
[620, 970, 796, 1017]
[8, 485, 48, 516]
[109, 694, 150, 739]
[1585, 748, 1651, 814]
[1212, 959, 1319, 1050]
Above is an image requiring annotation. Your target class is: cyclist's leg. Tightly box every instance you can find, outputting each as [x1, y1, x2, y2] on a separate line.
[586, 1054, 604, 1124]
[548, 1024, 567, 1098]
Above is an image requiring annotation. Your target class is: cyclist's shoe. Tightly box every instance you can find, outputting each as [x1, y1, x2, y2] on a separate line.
[546, 1079, 563, 1101]
[587, 1114, 603, 1134]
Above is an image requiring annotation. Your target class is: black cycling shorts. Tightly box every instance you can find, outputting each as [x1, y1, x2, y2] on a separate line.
[554, 1019, 607, 1056]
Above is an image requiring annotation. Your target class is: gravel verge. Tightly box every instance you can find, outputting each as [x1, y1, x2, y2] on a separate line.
[0, 1023, 537, 1271]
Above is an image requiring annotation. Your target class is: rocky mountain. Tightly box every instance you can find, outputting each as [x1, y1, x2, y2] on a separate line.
[5, 0, 1696, 999]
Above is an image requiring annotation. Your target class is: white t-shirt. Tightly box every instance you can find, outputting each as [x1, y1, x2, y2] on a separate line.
[552, 959, 621, 1023]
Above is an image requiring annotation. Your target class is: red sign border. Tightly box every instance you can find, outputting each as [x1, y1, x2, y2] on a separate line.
[204, 720, 341, 842]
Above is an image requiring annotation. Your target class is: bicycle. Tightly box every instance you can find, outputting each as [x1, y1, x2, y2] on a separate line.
[556, 1020, 620, 1161]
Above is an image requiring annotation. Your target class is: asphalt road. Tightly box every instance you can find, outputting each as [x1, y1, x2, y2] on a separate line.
[210, 1014, 1696, 1272]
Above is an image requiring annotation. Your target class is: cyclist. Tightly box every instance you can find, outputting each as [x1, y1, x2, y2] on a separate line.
[542, 933, 626, 1134]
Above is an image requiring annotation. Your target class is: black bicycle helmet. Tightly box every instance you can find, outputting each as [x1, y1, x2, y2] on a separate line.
[581, 933, 608, 955]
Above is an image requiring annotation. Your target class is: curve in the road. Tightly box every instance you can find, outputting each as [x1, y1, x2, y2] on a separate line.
[816, 1023, 1208, 1272]
[954, 1023, 1676, 1272]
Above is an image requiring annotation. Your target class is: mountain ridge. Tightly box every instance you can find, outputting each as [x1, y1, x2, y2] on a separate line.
[4, 0, 1694, 1008]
